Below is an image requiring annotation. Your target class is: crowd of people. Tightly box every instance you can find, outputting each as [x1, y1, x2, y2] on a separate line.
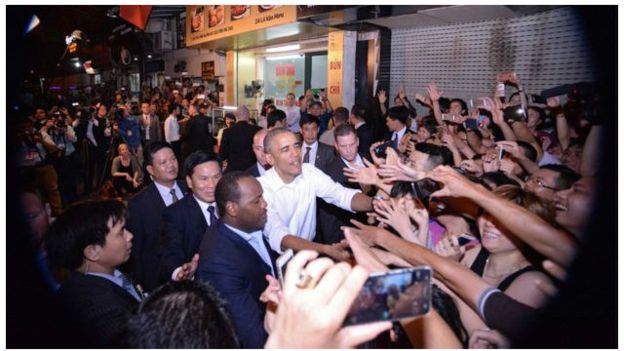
[12, 69, 608, 348]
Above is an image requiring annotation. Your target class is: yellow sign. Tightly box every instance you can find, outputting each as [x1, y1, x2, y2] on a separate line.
[186, 5, 297, 47]
[327, 31, 344, 109]
[226, 50, 235, 105]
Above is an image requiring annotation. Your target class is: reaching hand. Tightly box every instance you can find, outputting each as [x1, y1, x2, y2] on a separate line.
[496, 140, 525, 160]
[499, 158, 517, 177]
[468, 329, 511, 349]
[415, 93, 432, 107]
[343, 158, 380, 186]
[174, 253, 200, 281]
[459, 159, 484, 176]
[483, 97, 505, 125]
[377, 89, 387, 105]
[344, 228, 389, 273]
[373, 198, 415, 242]
[546, 96, 561, 109]
[378, 161, 424, 183]
[349, 219, 393, 247]
[426, 165, 480, 199]
[426, 82, 443, 102]
[433, 234, 467, 259]
[399, 86, 406, 99]
[260, 274, 281, 334]
[323, 242, 352, 262]
[265, 250, 392, 348]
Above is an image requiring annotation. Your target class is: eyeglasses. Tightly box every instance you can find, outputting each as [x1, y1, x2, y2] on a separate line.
[527, 177, 560, 191]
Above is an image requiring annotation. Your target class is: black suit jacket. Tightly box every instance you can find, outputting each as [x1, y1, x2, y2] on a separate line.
[56, 271, 139, 348]
[219, 121, 262, 172]
[317, 157, 368, 244]
[356, 122, 375, 157]
[126, 181, 187, 291]
[197, 221, 278, 349]
[245, 162, 262, 177]
[158, 194, 216, 283]
[307, 141, 335, 172]
[184, 114, 214, 154]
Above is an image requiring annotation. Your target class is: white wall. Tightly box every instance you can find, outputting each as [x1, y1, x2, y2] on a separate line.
[162, 48, 226, 79]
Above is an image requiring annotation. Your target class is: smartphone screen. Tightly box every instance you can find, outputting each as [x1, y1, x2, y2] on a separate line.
[464, 119, 478, 130]
[276, 249, 294, 286]
[343, 267, 432, 326]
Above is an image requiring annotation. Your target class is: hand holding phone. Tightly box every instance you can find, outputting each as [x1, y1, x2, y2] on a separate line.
[343, 267, 432, 326]
[276, 249, 294, 286]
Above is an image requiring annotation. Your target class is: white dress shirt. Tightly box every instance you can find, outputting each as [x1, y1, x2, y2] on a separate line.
[283, 105, 301, 133]
[225, 224, 275, 276]
[257, 163, 360, 252]
[164, 114, 180, 142]
[255, 162, 267, 176]
[153, 181, 184, 207]
[143, 114, 152, 140]
[392, 126, 408, 145]
[193, 195, 218, 226]
[301, 140, 319, 164]
[341, 154, 365, 170]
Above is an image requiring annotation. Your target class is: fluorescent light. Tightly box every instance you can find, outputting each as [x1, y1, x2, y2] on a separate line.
[266, 44, 300, 53]
[25, 15, 40, 34]
[222, 106, 238, 110]
[147, 54, 152, 59]
[266, 54, 303, 61]
[74, 61, 81, 68]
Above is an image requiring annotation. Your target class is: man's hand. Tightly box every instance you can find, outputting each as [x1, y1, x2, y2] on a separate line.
[427, 165, 482, 199]
[399, 85, 407, 100]
[546, 96, 561, 109]
[348, 219, 393, 247]
[344, 228, 389, 273]
[496, 140, 526, 160]
[468, 329, 511, 349]
[459, 159, 484, 177]
[378, 161, 423, 183]
[343, 158, 381, 186]
[415, 93, 432, 107]
[174, 253, 199, 281]
[323, 242, 351, 262]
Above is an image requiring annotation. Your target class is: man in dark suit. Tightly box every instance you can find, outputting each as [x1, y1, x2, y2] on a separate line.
[126, 142, 187, 292]
[246, 128, 270, 177]
[350, 104, 375, 158]
[45, 200, 140, 348]
[384, 105, 412, 153]
[318, 124, 371, 244]
[299, 114, 335, 172]
[197, 171, 277, 349]
[159, 150, 222, 283]
[139, 102, 163, 144]
[182, 102, 214, 159]
[219, 106, 262, 172]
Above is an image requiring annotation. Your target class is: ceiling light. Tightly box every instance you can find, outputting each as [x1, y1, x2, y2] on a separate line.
[75, 61, 81, 68]
[25, 15, 40, 34]
[266, 54, 303, 61]
[147, 54, 152, 59]
[266, 44, 301, 53]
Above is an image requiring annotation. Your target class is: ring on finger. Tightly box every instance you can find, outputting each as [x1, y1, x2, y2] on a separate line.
[296, 270, 314, 289]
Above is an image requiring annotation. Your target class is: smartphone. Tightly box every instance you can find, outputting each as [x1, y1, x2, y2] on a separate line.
[464, 118, 478, 130]
[344, 266, 432, 326]
[71, 102, 79, 107]
[441, 113, 461, 123]
[197, 94, 206, 100]
[503, 105, 525, 122]
[541, 84, 571, 99]
[530, 94, 547, 104]
[276, 249, 294, 286]
[476, 97, 489, 109]
[374, 140, 395, 159]
[497, 145, 505, 160]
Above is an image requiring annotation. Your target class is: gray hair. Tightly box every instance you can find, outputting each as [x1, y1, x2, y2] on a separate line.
[263, 127, 294, 153]
[236, 105, 250, 121]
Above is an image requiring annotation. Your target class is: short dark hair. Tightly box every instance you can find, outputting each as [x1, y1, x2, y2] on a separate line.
[540, 164, 581, 190]
[309, 101, 322, 109]
[333, 107, 349, 125]
[144, 141, 174, 167]
[224, 112, 236, 121]
[214, 171, 254, 216]
[334, 123, 357, 141]
[267, 109, 286, 128]
[263, 127, 293, 153]
[516, 140, 538, 162]
[414, 143, 454, 168]
[387, 106, 409, 125]
[350, 104, 367, 120]
[183, 150, 220, 178]
[299, 113, 320, 128]
[124, 280, 239, 348]
[46, 200, 127, 270]
[419, 122, 438, 136]
[450, 98, 468, 115]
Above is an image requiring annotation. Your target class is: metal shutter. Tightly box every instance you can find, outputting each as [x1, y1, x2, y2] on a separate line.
[390, 6, 595, 109]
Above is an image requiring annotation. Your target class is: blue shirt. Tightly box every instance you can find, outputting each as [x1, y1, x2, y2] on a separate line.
[87, 269, 142, 301]
[224, 224, 275, 276]
[118, 115, 141, 149]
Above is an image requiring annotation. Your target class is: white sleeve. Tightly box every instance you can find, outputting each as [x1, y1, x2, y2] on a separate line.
[308, 165, 360, 212]
[164, 118, 172, 142]
[263, 200, 291, 253]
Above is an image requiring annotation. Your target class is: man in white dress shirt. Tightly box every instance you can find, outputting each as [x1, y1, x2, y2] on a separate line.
[282, 93, 301, 134]
[257, 128, 374, 261]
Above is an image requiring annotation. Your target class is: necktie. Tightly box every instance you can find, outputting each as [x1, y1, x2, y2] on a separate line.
[392, 133, 399, 148]
[120, 273, 142, 302]
[303, 146, 311, 163]
[250, 233, 274, 276]
[170, 188, 179, 203]
[207, 205, 218, 226]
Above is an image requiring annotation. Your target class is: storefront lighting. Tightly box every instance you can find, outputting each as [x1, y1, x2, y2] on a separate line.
[266, 44, 300, 53]
[222, 106, 238, 110]
[266, 54, 303, 61]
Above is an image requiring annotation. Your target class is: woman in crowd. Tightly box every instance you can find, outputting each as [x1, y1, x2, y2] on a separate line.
[110, 143, 142, 197]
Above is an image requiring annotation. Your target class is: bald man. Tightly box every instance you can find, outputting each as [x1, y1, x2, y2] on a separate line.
[219, 105, 262, 172]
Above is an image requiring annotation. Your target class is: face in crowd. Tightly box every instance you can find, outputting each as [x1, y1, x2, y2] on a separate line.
[301, 121, 320, 146]
[233, 177, 268, 233]
[553, 177, 596, 238]
[335, 132, 359, 163]
[253, 129, 269, 166]
[524, 168, 561, 202]
[285, 93, 296, 108]
[147, 147, 179, 184]
[266, 131, 302, 183]
[187, 160, 222, 204]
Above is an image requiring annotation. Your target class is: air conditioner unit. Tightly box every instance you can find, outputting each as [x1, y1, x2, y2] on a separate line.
[154, 31, 174, 52]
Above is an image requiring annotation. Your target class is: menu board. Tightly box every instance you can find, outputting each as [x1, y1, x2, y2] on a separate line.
[186, 5, 297, 47]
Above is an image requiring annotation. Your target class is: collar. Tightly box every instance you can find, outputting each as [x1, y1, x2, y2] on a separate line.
[303, 140, 318, 151]
[224, 223, 262, 241]
[86, 269, 124, 286]
[394, 126, 407, 139]
[354, 121, 365, 129]
[341, 154, 364, 169]
[193, 195, 217, 214]
[263, 165, 306, 191]
[153, 180, 180, 194]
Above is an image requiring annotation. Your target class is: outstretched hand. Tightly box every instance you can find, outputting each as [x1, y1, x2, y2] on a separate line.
[175, 253, 200, 281]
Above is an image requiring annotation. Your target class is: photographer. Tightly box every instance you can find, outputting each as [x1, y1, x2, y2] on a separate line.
[40, 110, 78, 204]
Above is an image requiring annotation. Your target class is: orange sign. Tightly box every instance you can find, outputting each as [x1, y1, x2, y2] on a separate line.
[186, 5, 297, 47]
[327, 31, 344, 108]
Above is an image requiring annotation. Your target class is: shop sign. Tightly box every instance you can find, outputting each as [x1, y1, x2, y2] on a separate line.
[327, 31, 344, 108]
[202, 61, 215, 80]
[276, 63, 296, 96]
[186, 5, 297, 47]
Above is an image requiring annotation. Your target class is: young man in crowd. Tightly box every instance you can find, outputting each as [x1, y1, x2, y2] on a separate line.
[247, 128, 270, 177]
[299, 114, 335, 171]
[126, 142, 187, 292]
[349, 104, 374, 156]
[319, 106, 350, 146]
[282, 92, 301, 134]
[159, 151, 222, 283]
